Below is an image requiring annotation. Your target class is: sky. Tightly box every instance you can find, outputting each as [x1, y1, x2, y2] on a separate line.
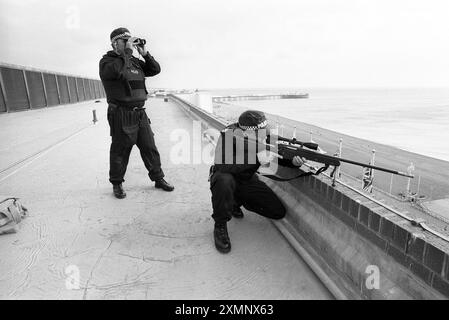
[1, 0, 449, 89]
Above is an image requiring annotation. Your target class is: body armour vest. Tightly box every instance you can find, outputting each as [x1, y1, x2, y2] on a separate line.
[213, 123, 270, 179]
[102, 56, 148, 104]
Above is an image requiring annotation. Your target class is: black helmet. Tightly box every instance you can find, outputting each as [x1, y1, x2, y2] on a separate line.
[110, 27, 131, 43]
[238, 110, 268, 130]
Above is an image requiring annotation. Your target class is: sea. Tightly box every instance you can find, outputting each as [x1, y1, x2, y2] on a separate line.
[204, 87, 449, 162]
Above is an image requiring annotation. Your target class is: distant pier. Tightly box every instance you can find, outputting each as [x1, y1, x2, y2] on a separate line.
[212, 93, 309, 102]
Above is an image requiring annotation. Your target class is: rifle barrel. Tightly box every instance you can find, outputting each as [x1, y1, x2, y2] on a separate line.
[337, 156, 414, 178]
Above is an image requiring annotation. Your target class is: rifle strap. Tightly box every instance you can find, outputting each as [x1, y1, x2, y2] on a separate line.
[258, 165, 329, 182]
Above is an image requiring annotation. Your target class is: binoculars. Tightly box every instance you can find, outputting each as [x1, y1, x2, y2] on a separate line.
[127, 38, 146, 47]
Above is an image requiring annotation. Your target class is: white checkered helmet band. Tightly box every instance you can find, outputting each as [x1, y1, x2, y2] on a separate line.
[111, 32, 132, 43]
[239, 119, 268, 130]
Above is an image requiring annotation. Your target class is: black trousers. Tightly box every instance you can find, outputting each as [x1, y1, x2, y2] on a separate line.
[210, 170, 286, 224]
[107, 105, 164, 185]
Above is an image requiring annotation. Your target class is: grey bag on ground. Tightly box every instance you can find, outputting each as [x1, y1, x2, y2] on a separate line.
[0, 197, 28, 235]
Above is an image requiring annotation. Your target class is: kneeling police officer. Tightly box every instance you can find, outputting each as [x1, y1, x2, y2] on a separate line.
[210, 110, 305, 253]
[99, 27, 174, 198]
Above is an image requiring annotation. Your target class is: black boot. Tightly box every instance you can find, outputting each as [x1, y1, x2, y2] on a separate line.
[214, 223, 231, 253]
[232, 206, 244, 219]
[155, 178, 174, 191]
[113, 183, 126, 199]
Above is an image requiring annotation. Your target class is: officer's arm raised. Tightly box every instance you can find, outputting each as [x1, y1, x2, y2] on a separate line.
[139, 54, 161, 77]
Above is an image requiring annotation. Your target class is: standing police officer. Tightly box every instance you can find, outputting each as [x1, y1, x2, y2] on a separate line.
[99, 27, 174, 198]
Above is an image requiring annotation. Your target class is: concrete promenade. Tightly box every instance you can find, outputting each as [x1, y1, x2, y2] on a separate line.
[0, 98, 332, 299]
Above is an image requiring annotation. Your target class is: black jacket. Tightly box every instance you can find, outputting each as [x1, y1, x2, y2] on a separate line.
[213, 123, 296, 180]
[99, 49, 161, 107]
